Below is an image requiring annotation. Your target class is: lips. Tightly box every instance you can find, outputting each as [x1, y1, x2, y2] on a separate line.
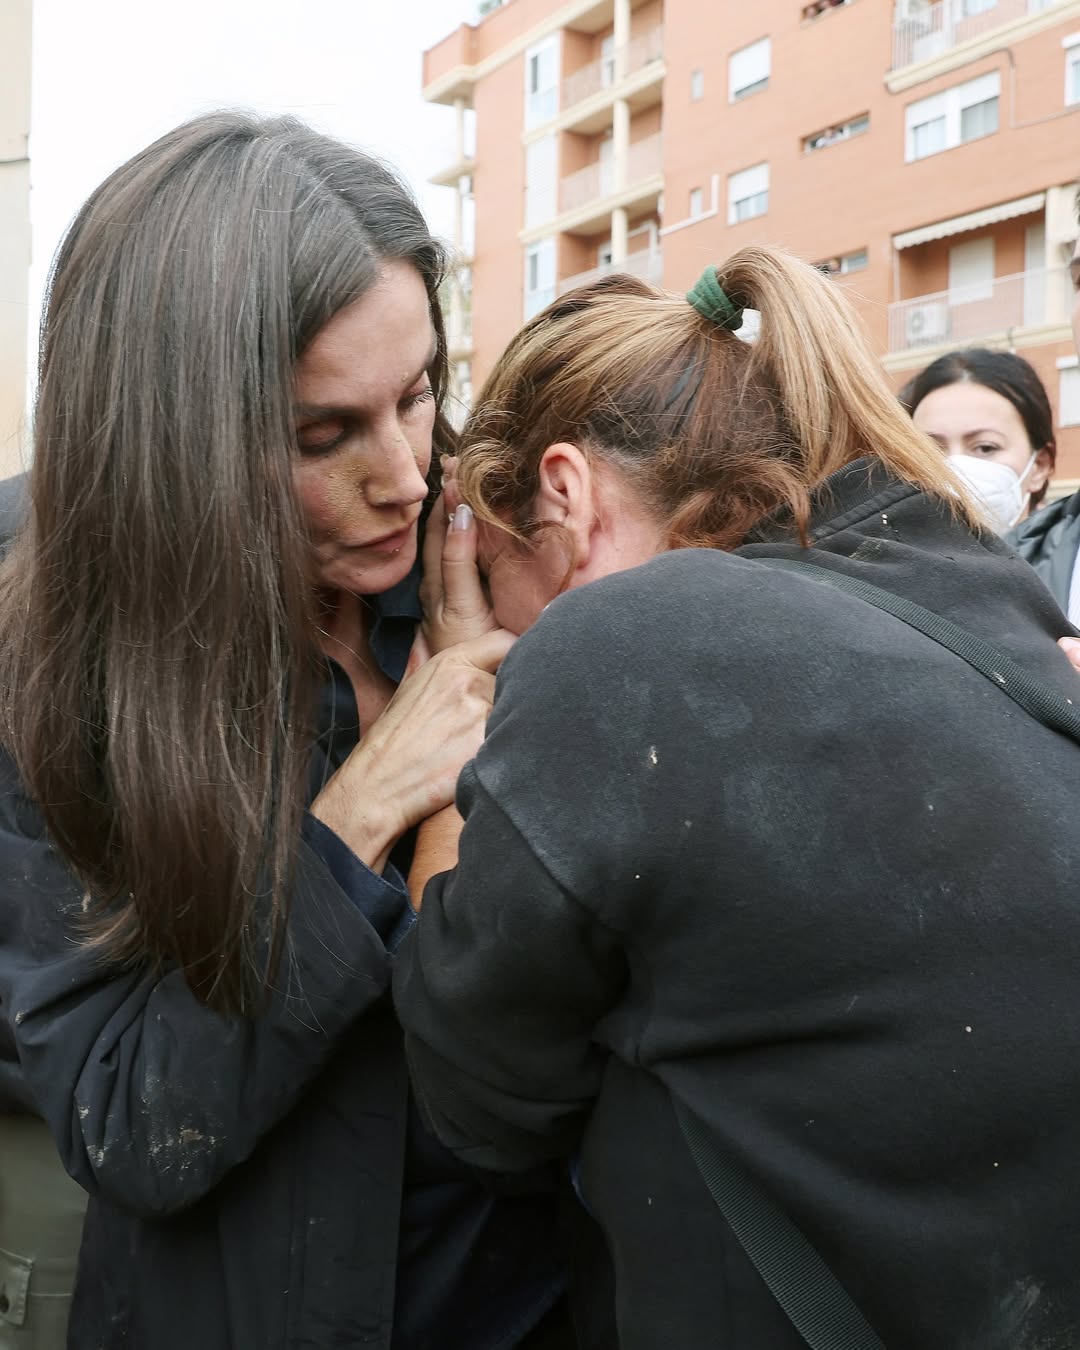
[356, 522, 417, 554]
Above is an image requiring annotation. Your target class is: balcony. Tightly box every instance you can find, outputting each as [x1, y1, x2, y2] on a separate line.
[562, 26, 664, 108]
[886, 265, 1071, 359]
[549, 27, 664, 135]
[557, 246, 663, 296]
[556, 132, 663, 227]
[891, 0, 1065, 78]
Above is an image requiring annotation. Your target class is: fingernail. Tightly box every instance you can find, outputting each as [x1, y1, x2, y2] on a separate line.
[452, 504, 473, 532]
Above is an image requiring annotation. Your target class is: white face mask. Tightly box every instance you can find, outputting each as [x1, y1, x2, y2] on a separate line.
[948, 452, 1037, 533]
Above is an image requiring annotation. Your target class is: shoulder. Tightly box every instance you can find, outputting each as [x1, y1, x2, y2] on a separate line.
[501, 552, 763, 675]
[508, 549, 844, 661]
[1008, 490, 1080, 554]
[492, 550, 841, 729]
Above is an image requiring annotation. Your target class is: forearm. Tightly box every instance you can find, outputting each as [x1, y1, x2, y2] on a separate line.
[394, 771, 625, 1171]
[407, 805, 464, 911]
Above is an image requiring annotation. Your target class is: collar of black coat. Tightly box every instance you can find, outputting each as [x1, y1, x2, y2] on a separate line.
[741, 457, 925, 547]
[1008, 485, 1080, 549]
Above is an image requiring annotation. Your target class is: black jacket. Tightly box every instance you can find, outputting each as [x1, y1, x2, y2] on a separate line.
[396, 462, 1080, 1350]
[0, 566, 568, 1350]
[1006, 487, 1080, 617]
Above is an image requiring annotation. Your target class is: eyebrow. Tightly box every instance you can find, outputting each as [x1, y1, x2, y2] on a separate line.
[963, 428, 1004, 439]
[295, 337, 439, 421]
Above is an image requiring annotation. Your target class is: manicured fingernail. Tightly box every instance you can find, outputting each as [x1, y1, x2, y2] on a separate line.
[452, 504, 473, 532]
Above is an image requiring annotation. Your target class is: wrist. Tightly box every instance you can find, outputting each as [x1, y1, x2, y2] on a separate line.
[309, 779, 403, 874]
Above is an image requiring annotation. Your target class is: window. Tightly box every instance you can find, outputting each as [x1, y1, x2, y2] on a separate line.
[959, 96, 998, 141]
[601, 34, 616, 87]
[729, 37, 770, 101]
[905, 72, 1001, 161]
[599, 135, 614, 196]
[803, 113, 870, 152]
[728, 162, 769, 224]
[1059, 359, 1080, 427]
[948, 237, 995, 304]
[689, 186, 704, 217]
[962, 0, 996, 14]
[802, 0, 855, 16]
[598, 241, 613, 267]
[461, 181, 477, 257]
[1065, 36, 1080, 105]
[690, 69, 704, 101]
[524, 135, 557, 228]
[816, 248, 869, 275]
[524, 239, 556, 319]
[525, 35, 560, 128]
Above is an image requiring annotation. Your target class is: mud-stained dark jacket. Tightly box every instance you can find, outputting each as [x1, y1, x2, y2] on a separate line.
[0, 556, 567, 1350]
[396, 461, 1080, 1350]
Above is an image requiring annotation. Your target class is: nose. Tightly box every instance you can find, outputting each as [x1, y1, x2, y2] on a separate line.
[366, 419, 430, 508]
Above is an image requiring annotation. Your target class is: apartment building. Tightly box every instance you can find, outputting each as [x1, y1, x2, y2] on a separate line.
[424, 0, 1080, 482]
[0, 0, 31, 477]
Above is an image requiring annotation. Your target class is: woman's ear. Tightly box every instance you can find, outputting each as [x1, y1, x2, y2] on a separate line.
[1029, 445, 1055, 496]
[534, 442, 595, 572]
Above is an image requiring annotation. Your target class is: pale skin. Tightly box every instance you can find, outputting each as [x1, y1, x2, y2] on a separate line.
[292, 260, 513, 876]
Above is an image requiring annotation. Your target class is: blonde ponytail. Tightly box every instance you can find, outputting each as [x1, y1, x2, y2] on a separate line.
[717, 246, 976, 522]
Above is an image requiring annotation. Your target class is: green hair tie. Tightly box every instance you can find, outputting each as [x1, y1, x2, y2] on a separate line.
[686, 266, 744, 332]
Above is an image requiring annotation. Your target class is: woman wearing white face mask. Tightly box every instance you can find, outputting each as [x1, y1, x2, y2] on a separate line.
[901, 349, 1055, 533]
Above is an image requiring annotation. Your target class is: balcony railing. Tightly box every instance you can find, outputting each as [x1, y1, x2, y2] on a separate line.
[561, 26, 664, 110]
[887, 265, 1070, 352]
[558, 133, 663, 215]
[892, 0, 1060, 70]
[557, 247, 663, 296]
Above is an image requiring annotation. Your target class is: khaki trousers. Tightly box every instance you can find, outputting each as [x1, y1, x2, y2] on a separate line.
[0, 1117, 87, 1350]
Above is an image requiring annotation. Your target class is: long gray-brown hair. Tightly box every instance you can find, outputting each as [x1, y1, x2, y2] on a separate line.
[0, 111, 451, 1011]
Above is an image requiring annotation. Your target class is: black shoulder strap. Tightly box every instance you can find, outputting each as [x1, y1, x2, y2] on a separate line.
[761, 558, 1080, 747]
[674, 1100, 886, 1350]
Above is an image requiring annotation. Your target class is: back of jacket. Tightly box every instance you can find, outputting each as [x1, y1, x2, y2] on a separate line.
[398, 464, 1080, 1350]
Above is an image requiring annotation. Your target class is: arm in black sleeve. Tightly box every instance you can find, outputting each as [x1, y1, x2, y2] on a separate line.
[0, 768, 405, 1217]
[395, 762, 628, 1173]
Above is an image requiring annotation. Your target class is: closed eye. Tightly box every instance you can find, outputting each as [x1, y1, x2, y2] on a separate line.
[297, 417, 348, 455]
[401, 385, 435, 415]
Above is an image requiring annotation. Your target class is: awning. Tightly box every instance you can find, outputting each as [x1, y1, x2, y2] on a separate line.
[893, 192, 1046, 250]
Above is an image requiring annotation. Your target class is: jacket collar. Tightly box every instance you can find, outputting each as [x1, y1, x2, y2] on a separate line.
[744, 458, 924, 546]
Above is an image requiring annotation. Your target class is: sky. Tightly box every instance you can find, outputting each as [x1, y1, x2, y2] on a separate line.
[28, 0, 477, 345]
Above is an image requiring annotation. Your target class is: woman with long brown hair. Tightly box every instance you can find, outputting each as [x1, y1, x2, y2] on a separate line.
[0, 112, 575, 1349]
[395, 252, 1080, 1348]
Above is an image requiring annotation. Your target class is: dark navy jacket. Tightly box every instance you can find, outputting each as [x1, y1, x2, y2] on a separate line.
[0, 546, 566, 1350]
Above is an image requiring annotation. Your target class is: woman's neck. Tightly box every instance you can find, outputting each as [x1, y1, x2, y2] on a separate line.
[313, 588, 397, 730]
[314, 587, 371, 666]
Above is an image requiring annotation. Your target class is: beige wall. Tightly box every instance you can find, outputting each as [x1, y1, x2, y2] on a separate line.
[0, 0, 31, 478]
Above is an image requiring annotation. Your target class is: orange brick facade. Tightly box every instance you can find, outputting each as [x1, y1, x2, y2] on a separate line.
[425, 0, 1080, 485]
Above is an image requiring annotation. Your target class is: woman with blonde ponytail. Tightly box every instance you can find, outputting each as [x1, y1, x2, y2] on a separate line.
[394, 246, 1080, 1349]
